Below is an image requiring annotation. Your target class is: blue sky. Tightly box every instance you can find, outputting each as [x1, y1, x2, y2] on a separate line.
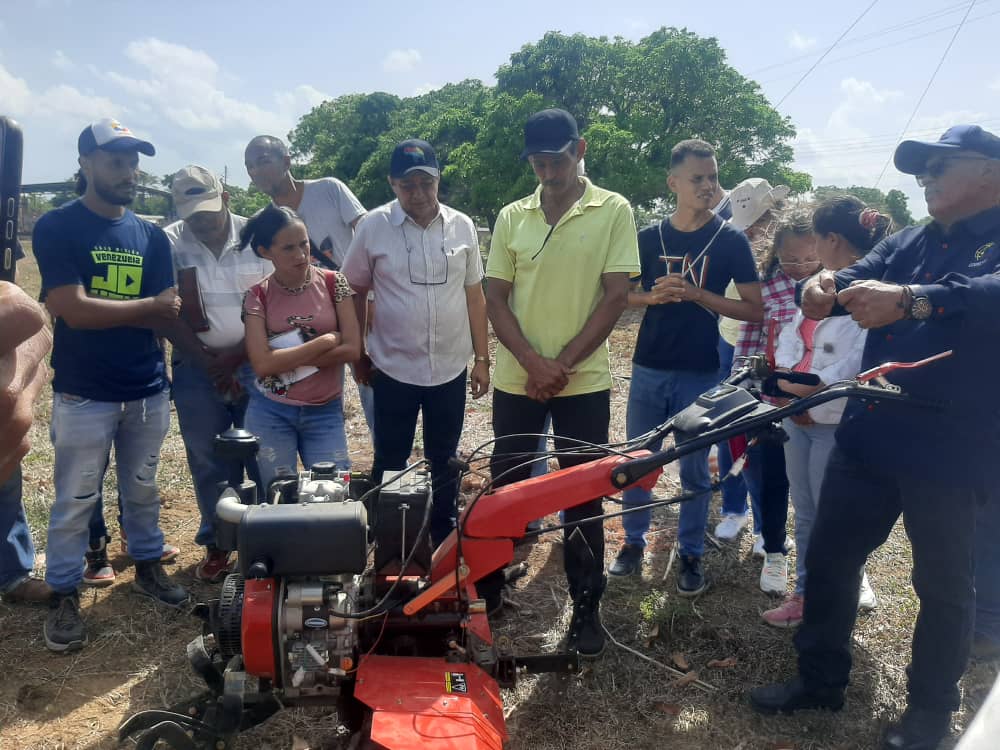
[1, 0, 997, 218]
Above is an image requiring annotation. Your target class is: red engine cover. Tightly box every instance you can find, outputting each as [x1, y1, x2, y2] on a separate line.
[354, 655, 506, 750]
[242, 578, 277, 679]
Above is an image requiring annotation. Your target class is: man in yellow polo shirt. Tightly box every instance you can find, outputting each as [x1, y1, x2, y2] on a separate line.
[485, 108, 640, 657]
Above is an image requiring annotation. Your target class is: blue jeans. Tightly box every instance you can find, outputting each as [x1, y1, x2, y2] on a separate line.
[172, 360, 260, 547]
[245, 391, 350, 491]
[0, 467, 35, 593]
[783, 418, 838, 595]
[87, 362, 262, 546]
[976, 491, 1000, 643]
[716, 338, 762, 529]
[622, 363, 718, 555]
[46, 391, 170, 593]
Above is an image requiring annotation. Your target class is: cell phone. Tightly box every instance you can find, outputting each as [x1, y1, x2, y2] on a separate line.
[0, 116, 24, 283]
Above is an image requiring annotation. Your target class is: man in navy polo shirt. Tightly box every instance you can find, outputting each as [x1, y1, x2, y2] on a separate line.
[32, 118, 189, 653]
[751, 125, 1000, 750]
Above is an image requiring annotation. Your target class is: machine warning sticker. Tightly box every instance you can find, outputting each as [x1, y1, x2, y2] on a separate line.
[445, 672, 468, 694]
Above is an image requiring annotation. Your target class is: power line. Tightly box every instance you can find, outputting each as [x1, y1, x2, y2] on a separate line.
[795, 118, 1000, 149]
[776, 0, 881, 107]
[751, 0, 993, 75]
[761, 8, 1000, 85]
[874, 0, 978, 187]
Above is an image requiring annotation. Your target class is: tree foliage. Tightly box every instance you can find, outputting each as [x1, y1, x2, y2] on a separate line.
[288, 29, 811, 227]
[225, 184, 271, 218]
[812, 185, 916, 227]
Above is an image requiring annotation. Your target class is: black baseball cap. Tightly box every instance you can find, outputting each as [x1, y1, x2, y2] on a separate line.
[894, 124, 1000, 175]
[389, 139, 440, 179]
[520, 108, 580, 160]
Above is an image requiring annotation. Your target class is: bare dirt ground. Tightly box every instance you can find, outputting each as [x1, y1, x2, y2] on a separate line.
[1, 254, 996, 750]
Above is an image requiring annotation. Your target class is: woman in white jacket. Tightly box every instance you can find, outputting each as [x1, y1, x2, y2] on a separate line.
[762, 196, 894, 628]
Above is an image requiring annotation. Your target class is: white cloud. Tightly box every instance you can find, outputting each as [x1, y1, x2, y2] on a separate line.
[0, 64, 32, 115]
[103, 37, 316, 135]
[382, 48, 422, 73]
[52, 50, 74, 72]
[990, 77, 1000, 93]
[274, 84, 331, 115]
[413, 82, 441, 96]
[0, 62, 117, 120]
[126, 38, 218, 80]
[788, 30, 817, 52]
[790, 78, 916, 209]
[35, 84, 118, 119]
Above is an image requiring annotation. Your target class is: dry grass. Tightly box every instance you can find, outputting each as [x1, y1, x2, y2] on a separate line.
[0, 251, 996, 750]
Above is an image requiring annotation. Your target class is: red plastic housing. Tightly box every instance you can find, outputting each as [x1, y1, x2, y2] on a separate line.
[354, 655, 506, 750]
[242, 578, 278, 679]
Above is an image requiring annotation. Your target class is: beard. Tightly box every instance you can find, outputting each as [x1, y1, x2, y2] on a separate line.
[93, 178, 136, 206]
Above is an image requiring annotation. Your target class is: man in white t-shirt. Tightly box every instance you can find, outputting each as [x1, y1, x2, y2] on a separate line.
[244, 135, 374, 428]
[244, 135, 366, 268]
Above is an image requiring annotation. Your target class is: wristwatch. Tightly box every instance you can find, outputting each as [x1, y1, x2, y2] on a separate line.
[905, 286, 932, 320]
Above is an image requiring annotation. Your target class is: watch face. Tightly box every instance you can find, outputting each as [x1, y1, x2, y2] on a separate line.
[911, 296, 932, 320]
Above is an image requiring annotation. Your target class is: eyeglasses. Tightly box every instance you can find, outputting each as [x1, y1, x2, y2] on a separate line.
[916, 156, 992, 186]
[402, 227, 448, 285]
[779, 259, 821, 269]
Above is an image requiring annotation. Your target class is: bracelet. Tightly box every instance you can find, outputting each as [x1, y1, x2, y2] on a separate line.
[474, 355, 489, 363]
[898, 285, 913, 318]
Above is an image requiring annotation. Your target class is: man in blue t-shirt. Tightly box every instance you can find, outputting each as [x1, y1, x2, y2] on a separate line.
[609, 139, 763, 596]
[32, 118, 189, 653]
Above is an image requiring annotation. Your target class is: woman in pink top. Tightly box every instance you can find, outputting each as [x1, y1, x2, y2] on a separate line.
[240, 205, 361, 491]
[762, 196, 893, 628]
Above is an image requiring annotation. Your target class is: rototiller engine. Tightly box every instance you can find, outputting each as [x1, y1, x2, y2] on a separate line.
[119, 353, 947, 750]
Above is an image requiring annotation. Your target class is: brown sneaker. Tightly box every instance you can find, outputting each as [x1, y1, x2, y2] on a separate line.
[3, 577, 52, 604]
[195, 547, 235, 582]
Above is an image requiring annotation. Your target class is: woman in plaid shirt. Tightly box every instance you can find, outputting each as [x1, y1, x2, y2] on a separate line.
[732, 210, 821, 596]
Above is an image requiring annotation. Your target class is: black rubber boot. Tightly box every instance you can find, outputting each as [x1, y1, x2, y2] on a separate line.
[881, 707, 951, 750]
[749, 676, 844, 715]
[568, 574, 607, 658]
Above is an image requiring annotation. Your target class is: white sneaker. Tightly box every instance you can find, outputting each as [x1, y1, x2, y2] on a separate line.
[753, 534, 794, 558]
[714, 513, 749, 541]
[760, 553, 788, 594]
[858, 570, 878, 611]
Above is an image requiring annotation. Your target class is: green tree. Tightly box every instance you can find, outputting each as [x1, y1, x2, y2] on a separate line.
[286, 28, 809, 227]
[497, 29, 810, 209]
[884, 189, 915, 227]
[225, 184, 270, 218]
[292, 92, 402, 183]
[812, 185, 915, 227]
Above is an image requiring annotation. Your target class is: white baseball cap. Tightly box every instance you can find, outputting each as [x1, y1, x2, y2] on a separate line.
[78, 118, 155, 157]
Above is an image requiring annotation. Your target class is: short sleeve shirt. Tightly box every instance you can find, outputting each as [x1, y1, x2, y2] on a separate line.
[295, 178, 367, 268]
[32, 200, 174, 402]
[341, 200, 484, 387]
[486, 178, 640, 396]
[242, 270, 353, 406]
[164, 213, 272, 349]
[633, 215, 757, 372]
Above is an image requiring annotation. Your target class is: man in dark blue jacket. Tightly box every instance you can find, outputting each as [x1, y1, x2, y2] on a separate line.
[750, 124, 1000, 750]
